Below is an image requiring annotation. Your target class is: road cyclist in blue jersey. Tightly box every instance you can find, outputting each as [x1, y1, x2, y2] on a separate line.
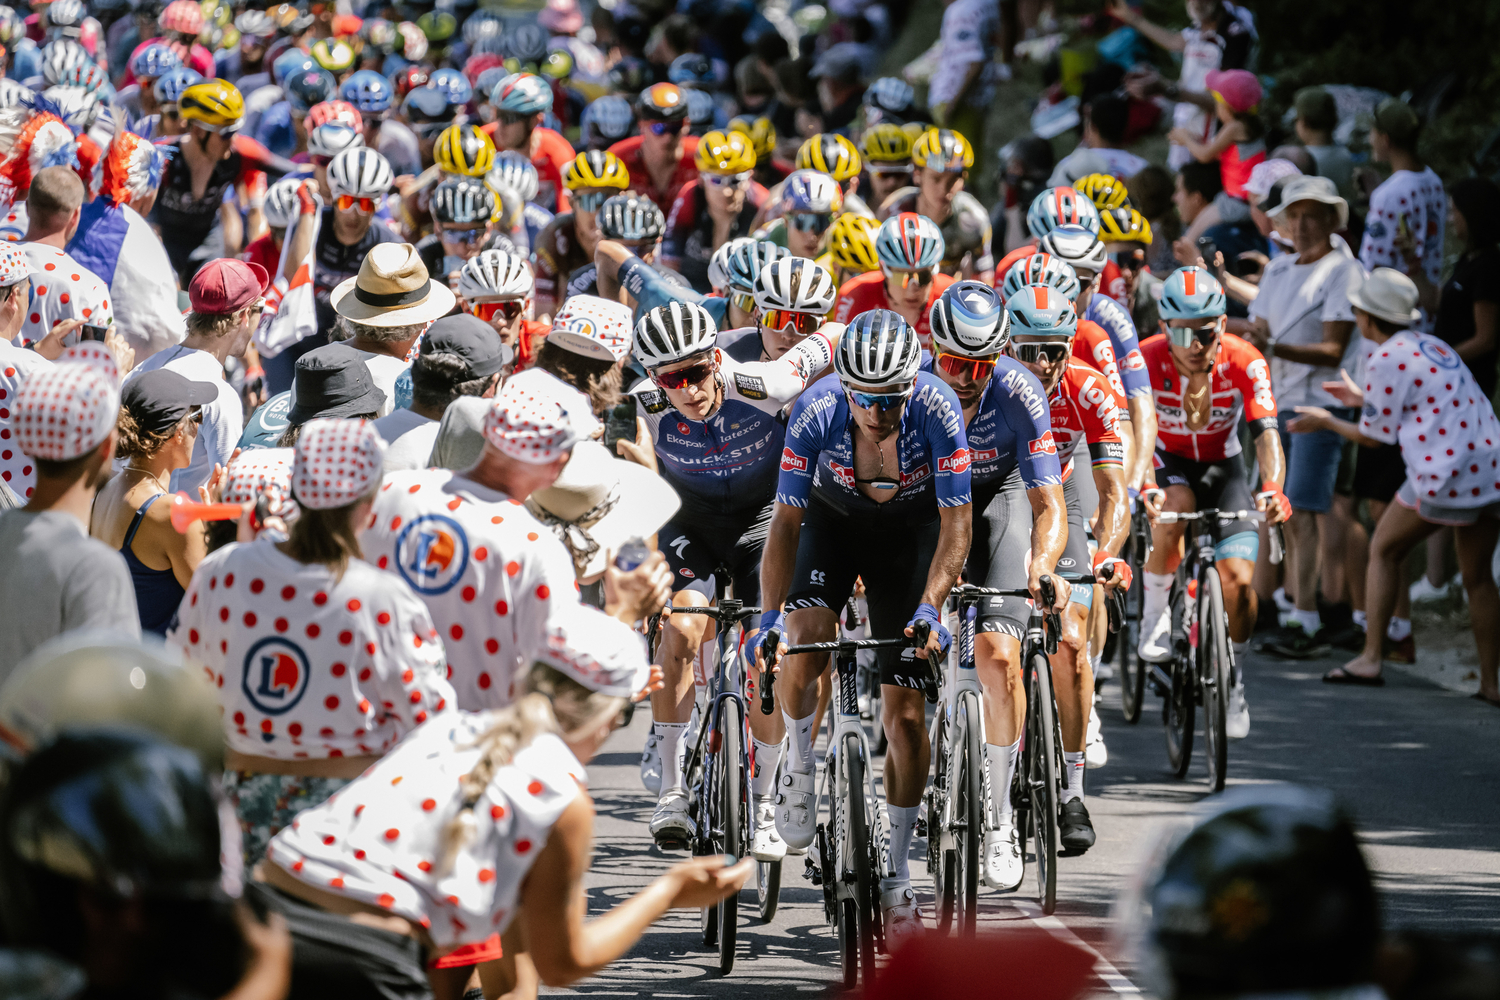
[923, 280, 1072, 889]
[629, 256, 844, 861]
[757, 308, 973, 946]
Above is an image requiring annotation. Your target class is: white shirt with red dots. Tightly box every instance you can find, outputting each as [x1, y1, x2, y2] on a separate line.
[16, 244, 111, 347]
[266, 715, 584, 947]
[0, 340, 52, 499]
[1360, 331, 1500, 505]
[170, 540, 458, 759]
[359, 469, 648, 709]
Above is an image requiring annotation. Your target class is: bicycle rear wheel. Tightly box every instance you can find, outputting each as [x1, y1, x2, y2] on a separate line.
[715, 702, 743, 974]
[844, 738, 877, 984]
[1201, 571, 1230, 792]
[955, 692, 983, 936]
[1028, 649, 1059, 915]
[1164, 591, 1195, 778]
[1118, 536, 1147, 723]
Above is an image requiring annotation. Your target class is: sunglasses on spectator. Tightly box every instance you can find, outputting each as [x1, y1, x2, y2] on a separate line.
[645, 119, 685, 137]
[1011, 342, 1070, 364]
[471, 300, 526, 322]
[441, 227, 484, 243]
[730, 291, 755, 314]
[847, 386, 912, 411]
[760, 309, 822, 335]
[574, 190, 610, 212]
[1167, 323, 1221, 348]
[336, 194, 378, 214]
[702, 171, 751, 189]
[883, 265, 935, 288]
[651, 358, 717, 389]
[935, 350, 999, 381]
[790, 212, 833, 234]
[187, 406, 205, 426]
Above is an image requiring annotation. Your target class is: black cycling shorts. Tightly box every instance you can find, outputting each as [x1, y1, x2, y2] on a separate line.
[1154, 449, 1259, 538]
[965, 471, 1033, 639]
[785, 493, 939, 691]
[659, 499, 772, 618]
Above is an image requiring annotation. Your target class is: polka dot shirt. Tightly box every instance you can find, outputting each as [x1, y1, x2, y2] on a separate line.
[17, 245, 111, 348]
[359, 469, 649, 709]
[1360, 331, 1500, 505]
[267, 716, 584, 948]
[0, 341, 51, 498]
[170, 540, 459, 759]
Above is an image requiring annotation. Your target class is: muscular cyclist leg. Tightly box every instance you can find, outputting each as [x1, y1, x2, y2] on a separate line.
[1051, 602, 1093, 754]
[778, 605, 839, 773]
[1216, 557, 1257, 643]
[1145, 485, 1196, 575]
[880, 685, 929, 810]
[651, 588, 714, 800]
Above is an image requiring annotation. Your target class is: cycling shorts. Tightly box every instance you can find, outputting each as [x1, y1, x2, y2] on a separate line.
[965, 471, 1032, 639]
[1058, 474, 1094, 610]
[785, 493, 940, 692]
[1154, 449, 1260, 546]
[659, 500, 771, 626]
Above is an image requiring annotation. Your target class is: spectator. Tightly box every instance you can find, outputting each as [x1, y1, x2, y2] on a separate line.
[1169, 68, 1266, 204]
[927, 0, 1003, 184]
[808, 43, 865, 135]
[1245, 176, 1366, 657]
[373, 314, 511, 473]
[278, 342, 388, 446]
[1171, 161, 1225, 262]
[994, 135, 1055, 254]
[1359, 99, 1445, 332]
[1057, 94, 1149, 181]
[17, 166, 112, 350]
[508, 294, 632, 426]
[1127, 164, 1180, 275]
[1408, 178, 1500, 399]
[427, 395, 493, 471]
[126, 259, 268, 494]
[89, 370, 219, 636]
[0, 355, 139, 679]
[0, 245, 56, 500]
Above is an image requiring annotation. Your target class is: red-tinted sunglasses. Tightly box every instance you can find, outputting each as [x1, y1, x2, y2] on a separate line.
[651, 359, 717, 389]
[935, 350, 998, 381]
[760, 309, 822, 335]
[336, 194, 378, 214]
[471, 300, 525, 322]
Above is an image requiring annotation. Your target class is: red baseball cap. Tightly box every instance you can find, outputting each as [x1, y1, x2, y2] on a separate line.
[189, 258, 270, 315]
[1205, 69, 1262, 114]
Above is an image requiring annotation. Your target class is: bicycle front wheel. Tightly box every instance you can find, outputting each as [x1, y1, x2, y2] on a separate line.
[844, 737, 877, 984]
[1119, 538, 1147, 723]
[1028, 649, 1059, 915]
[715, 702, 743, 974]
[1164, 591, 1195, 778]
[1201, 571, 1230, 792]
[955, 692, 983, 936]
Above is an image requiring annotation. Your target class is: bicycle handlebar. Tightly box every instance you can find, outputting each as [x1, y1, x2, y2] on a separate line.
[1152, 509, 1284, 565]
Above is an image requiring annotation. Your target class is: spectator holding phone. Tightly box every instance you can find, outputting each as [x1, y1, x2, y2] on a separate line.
[16, 167, 113, 350]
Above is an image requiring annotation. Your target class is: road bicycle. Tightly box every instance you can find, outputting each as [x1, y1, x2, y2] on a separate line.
[1114, 501, 1154, 724]
[1150, 508, 1283, 792]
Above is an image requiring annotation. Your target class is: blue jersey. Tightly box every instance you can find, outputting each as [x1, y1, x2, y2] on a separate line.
[619, 254, 728, 327]
[521, 203, 553, 253]
[1086, 294, 1151, 399]
[777, 372, 972, 515]
[920, 356, 1062, 491]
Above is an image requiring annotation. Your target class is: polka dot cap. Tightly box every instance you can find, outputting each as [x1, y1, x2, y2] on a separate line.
[547, 295, 634, 363]
[56, 343, 122, 387]
[293, 418, 386, 510]
[13, 361, 120, 461]
[224, 447, 300, 523]
[0, 242, 32, 287]
[483, 382, 581, 465]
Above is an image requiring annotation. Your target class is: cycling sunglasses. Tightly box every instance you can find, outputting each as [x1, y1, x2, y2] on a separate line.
[441, 227, 484, 243]
[574, 190, 610, 212]
[760, 309, 822, 335]
[702, 171, 751, 189]
[1167, 323, 1221, 348]
[870, 165, 914, 177]
[336, 194, 378, 214]
[1113, 249, 1147, 272]
[471, 300, 526, 322]
[847, 386, 913, 411]
[730, 291, 755, 314]
[645, 119, 686, 137]
[790, 212, 833, 234]
[1011, 342, 1070, 365]
[651, 358, 717, 389]
[883, 265, 935, 288]
[935, 350, 999, 381]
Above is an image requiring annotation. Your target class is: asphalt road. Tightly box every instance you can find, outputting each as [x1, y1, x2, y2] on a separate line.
[547, 645, 1500, 996]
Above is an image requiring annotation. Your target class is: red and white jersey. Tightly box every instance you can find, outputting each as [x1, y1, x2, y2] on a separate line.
[833, 269, 956, 350]
[1048, 359, 1126, 477]
[1143, 332, 1278, 462]
[269, 716, 583, 948]
[1072, 319, 1126, 399]
[359, 469, 649, 710]
[172, 541, 456, 759]
[1361, 331, 1500, 505]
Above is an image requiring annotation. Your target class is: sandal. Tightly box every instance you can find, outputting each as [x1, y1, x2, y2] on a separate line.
[1322, 667, 1385, 686]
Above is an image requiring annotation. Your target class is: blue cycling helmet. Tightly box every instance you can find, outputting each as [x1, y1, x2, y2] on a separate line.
[1005, 283, 1079, 338]
[428, 67, 472, 107]
[491, 71, 551, 115]
[668, 52, 714, 87]
[874, 212, 945, 270]
[581, 95, 633, 147]
[130, 42, 180, 80]
[1158, 266, 1227, 321]
[683, 87, 715, 129]
[930, 281, 1010, 357]
[1026, 185, 1101, 239]
[271, 48, 317, 87]
[724, 240, 791, 294]
[153, 66, 203, 105]
[284, 67, 337, 114]
[341, 69, 392, 114]
[506, 23, 548, 65]
[1000, 251, 1080, 303]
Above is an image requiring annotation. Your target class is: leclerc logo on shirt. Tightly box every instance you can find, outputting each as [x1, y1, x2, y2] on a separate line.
[780, 448, 807, 472]
[242, 637, 312, 720]
[938, 448, 972, 474]
[1029, 431, 1058, 456]
[395, 514, 472, 595]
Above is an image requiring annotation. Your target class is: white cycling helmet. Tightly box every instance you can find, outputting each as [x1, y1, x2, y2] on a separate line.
[930, 281, 1010, 357]
[708, 236, 755, 293]
[1000, 251, 1081, 302]
[307, 122, 364, 159]
[835, 309, 921, 388]
[1037, 223, 1109, 275]
[485, 150, 539, 204]
[634, 300, 718, 370]
[874, 211, 945, 270]
[263, 177, 308, 229]
[40, 39, 88, 87]
[327, 147, 393, 199]
[457, 249, 533, 302]
[752, 256, 837, 315]
[0, 79, 34, 108]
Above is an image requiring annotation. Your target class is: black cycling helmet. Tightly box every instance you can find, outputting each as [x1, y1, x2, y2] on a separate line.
[598, 193, 664, 241]
[431, 175, 496, 225]
[1128, 784, 1380, 999]
[635, 81, 688, 122]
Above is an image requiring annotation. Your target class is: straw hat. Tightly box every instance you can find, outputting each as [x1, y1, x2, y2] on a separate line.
[331, 242, 457, 327]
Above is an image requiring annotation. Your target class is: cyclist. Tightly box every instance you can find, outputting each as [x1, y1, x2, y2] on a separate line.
[1096, 205, 1154, 308]
[860, 123, 915, 213]
[992, 185, 1102, 284]
[661, 129, 768, 293]
[1138, 267, 1290, 740]
[926, 281, 1071, 887]
[533, 150, 631, 320]
[793, 132, 873, 218]
[759, 309, 972, 943]
[417, 175, 497, 287]
[564, 194, 670, 303]
[457, 249, 549, 369]
[753, 169, 844, 261]
[820, 213, 882, 289]
[630, 267, 841, 858]
[580, 94, 636, 151]
[1003, 283, 1132, 852]
[879, 128, 995, 282]
[433, 122, 496, 180]
[729, 114, 786, 189]
[342, 69, 419, 180]
[834, 212, 956, 349]
[485, 151, 555, 251]
[609, 82, 699, 214]
[486, 71, 574, 213]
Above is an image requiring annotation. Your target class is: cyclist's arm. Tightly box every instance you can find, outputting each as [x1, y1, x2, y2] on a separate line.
[737, 327, 842, 408]
[1092, 462, 1129, 558]
[282, 197, 318, 282]
[219, 199, 243, 257]
[1027, 482, 1068, 598]
[659, 188, 693, 272]
[921, 502, 972, 611]
[1254, 427, 1287, 489]
[595, 239, 629, 301]
[1125, 395, 1157, 491]
[231, 135, 297, 182]
[759, 501, 802, 620]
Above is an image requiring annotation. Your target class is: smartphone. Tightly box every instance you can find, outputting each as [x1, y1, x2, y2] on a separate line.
[1196, 236, 1221, 274]
[604, 396, 638, 455]
[78, 323, 109, 342]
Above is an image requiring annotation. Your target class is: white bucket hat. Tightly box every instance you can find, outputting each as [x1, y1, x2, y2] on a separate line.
[1347, 267, 1421, 327]
[1266, 175, 1349, 229]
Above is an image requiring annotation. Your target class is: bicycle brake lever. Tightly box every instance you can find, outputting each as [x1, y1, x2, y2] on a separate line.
[1106, 590, 1123, 635]
[758, 629, 781, 716]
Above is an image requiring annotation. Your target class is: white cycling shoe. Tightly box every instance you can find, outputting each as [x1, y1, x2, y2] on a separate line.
[1085, 704, 1108, 769]
[751, 795, 787, 862]
[1227, 681, 1251, 739]
[649, 790, 694, 850]
[1139, 605, 1173, 662]
[880, 879, 925, 949]
[639, 730, 661, 795]
[774, 770, 817, 851]
[982, 825, 1023, 890]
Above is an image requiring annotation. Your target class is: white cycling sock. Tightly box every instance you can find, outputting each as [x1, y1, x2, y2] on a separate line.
[655, 722, 689, 796]
[984, 738, 1021, 827]
[1290, 608, 1321, 634]
[1387, 617, 1412, 641]
[1352, 609, 1368, 630]
[1062, 751, 1086, 803]
[1142, 571, 1172, 623]
[1232, 641, 1250, 686]
[750, 737, 782, 797]
[886, 803, 919, 881]
[783, 710, 817, 775]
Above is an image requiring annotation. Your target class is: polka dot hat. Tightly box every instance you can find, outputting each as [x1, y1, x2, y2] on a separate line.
[13, 361, 121, 461]
[483, 381, 582, 465]
[224, 447, 299, 523]
[0, 242, 33, 287]
[547, 295, 634, 363]
[55, 343, 122, 386]
[292, 418, 386, 510]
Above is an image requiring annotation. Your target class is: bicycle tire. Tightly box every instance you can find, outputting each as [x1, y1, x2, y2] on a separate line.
[756, 858, 781, 923]
[1118, 532, 1147, 723]
[929, 709, 957, 935]
[696, 733, 718, 948]
[716, 701, 742, 974]
[956, 692, 983, 936]
[844, 737, 877, 984]
[1164, 592, 1195, 778]
[1028, 649, 1059, 915]
[837, 899, 858, 989]
[1201, 571, 1230, 792]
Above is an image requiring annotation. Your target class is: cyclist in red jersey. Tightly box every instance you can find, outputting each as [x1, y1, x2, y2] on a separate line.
[834, 212, 955, 349]
[1138, 267, 1289, 740]
[486, 72, 575, 213]
[609, 83, 700, 214]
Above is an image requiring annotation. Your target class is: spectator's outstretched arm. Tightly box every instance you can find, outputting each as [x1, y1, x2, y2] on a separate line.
[1105, 0, 1186, 51]
[595, 239, 631, 301]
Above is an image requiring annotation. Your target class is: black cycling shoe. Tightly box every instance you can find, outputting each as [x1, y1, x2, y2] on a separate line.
[1059, 799, 1096, 853]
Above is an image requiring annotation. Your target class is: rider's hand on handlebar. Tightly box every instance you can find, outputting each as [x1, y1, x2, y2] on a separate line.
[603, 550, 673, 625]
[755, 610, 788, 674]
[1141, 486, 1166, 520]
[1256, 482, 1292, 525]
[904, 602, 951, 658]
[1030, 570, 1071, 612]
[1093, 553, 1133, 591]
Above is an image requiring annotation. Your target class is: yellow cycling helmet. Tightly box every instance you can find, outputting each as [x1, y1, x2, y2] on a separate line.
[861, 123, 913, 165]
[435, 124, 496, 177]
[796, 133, 861, 182]
[695, 129, 756, 175]
[178, 78, 245, 131]
[899, 121, 928, 143]
[826, 213, 880, 274]
[728, 115, 776, 161]
[912, 128, 974, 173]
[1098, 206, 1154, 244]
[1075, 172, 1131, 211]
[565, 150, 630, 190]
[311, 37, 356, 74]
